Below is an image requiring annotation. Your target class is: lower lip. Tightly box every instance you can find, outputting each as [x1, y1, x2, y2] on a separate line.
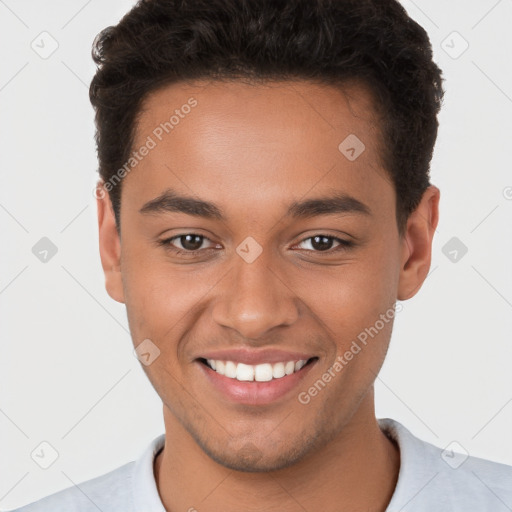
[196, 360, 317, 405]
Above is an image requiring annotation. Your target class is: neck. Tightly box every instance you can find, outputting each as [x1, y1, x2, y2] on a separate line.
[154, 391, 399, 512]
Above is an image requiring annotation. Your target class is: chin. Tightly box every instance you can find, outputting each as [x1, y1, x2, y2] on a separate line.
[196, 434, 317, 473]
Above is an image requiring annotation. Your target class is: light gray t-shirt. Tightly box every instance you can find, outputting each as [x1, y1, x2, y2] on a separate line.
[7, 418, 512, 511]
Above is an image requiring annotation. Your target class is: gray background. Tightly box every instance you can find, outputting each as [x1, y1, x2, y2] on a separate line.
[1, 0, 511, 508]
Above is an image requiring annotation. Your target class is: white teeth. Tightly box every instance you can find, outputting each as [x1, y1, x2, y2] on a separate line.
[205, 358, 311, 381]
[284, 361, 295, 375]
[225, 360, 237, 378]
[236, 363, 254, 381]
[295, 360, 307, 371]
[254, 363, 273, 382]
[272, 362, 285, 379]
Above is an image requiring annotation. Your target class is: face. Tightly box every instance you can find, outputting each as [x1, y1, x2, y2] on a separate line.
[98, 79, 435, 472]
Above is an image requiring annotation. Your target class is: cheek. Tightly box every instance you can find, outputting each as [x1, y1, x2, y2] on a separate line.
[310, 276, 396, 409]
[307, 253, 398, 335]
[120, 244, 216, 347]
[121, 225, 400, 349]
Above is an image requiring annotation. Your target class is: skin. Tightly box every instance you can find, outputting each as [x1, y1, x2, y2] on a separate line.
[97, 79, 439, 512]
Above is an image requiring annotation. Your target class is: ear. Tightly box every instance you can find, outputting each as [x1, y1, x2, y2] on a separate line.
[96, 181, 125, 303]
[397, 185, 440, 300]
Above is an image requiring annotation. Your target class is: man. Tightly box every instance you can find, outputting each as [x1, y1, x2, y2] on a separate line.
[10, 0, 512, 511]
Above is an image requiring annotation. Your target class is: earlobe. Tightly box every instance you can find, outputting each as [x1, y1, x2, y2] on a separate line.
[397, 186, 440, 301]
[96, 181, 125, 304]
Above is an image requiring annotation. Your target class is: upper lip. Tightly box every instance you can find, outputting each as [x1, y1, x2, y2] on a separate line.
[196, 348, 316, 365]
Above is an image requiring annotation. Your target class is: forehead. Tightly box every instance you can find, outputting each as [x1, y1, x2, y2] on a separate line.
[136, 78, 381, 152]
[125, 79, 392, 222]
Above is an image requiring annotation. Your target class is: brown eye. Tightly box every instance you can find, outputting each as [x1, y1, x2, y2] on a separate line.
[175, 234, 205, 251]
[310, 235, 335, 251]
[159, 233, 216, 254]
[295, 235, 353, 253]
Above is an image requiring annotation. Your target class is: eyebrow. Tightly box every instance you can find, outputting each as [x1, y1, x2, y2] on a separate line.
[139, 188, 371, 220]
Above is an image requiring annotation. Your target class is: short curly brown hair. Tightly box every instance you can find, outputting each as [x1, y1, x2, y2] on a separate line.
[89, 0, 444, 235]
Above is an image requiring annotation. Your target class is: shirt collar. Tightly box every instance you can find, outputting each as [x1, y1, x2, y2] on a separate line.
[131, 419, 420, 511]
[131, 432, 166, 511]
[378, 417, 438, 511]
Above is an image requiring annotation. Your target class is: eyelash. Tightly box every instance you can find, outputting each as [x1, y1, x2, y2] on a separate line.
[158, 233, 354, 256]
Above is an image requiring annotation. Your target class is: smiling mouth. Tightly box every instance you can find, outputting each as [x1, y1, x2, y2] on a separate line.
[198, 357, 318, 382]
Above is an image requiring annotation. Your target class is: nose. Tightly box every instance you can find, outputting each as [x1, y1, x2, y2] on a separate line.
[211, 251, 300, 340]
